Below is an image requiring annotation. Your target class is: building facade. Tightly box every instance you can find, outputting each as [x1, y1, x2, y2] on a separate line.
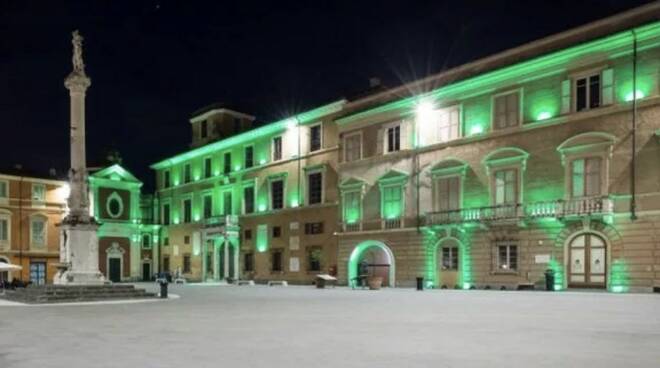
[151, 102, 345, 284]
[334, 9, 660, 292]
[0, 171, 68, 284]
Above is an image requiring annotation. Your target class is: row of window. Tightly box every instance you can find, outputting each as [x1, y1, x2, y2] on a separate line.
[342, 156, 604, 221]
[161, 171, 325, 224]
[0, 181, 47, 201]
[243, 246, 323, 273]
[0, 213, 48, 248]
[342, 70, 614, 163]
[438, 244, 518, 272]
[163, 124, 323, 189]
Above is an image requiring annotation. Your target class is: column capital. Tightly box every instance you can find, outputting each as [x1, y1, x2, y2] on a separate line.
[64, 72, 91, 92]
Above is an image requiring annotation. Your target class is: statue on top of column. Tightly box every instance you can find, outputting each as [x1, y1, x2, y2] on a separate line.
[72, 30, 85, 74]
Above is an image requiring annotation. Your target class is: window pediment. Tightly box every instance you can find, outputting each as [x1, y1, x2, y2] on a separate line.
[557, 132, 615, 165]
[339, 177, 368, 191]
[376, 169, 409, 187]
[430, 158, 468, 178]
[482, 147, 529, 174]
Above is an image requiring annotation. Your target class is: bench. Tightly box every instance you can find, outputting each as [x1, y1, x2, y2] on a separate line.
[316, 274, 337, 288]
[267, 280, 288, 287]
[236, 280, 255, 286]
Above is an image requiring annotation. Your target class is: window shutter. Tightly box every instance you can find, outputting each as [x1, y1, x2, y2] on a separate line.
[601, 68, 614, 105]
[561, 79, 571, 114]
[400, 121, 410, 149]
[376, 128, 384, 155]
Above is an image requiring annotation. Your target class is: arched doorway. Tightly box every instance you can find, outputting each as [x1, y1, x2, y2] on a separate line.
[436, 238, 461, 288]
[348, 240, 395, 287]
[567, 233, 607, 288]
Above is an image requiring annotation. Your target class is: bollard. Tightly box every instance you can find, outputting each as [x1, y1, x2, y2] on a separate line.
[159, 280, 168, 298]
[544, 269, 555, 291]
[416, 277, 424, 291]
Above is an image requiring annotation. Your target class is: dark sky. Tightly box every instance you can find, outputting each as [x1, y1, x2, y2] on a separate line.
[1, 0, 653, 189]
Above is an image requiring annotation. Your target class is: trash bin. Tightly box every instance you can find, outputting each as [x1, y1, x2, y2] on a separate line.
[159, 280, 168, 298]
[416, 277, 424, 291]
[544, 269, 555, 291]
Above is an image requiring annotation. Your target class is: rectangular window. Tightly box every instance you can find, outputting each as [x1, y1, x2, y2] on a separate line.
[576, 74, 601, 111]
[271, 249, 283, 272]
[244, 229, 252, 240]
[223, 152, 231, 174]
[223, 191, 232, 215]
[200, 120, 208, 139]
[382, 185, 402, 219]
[307, 171, 323, 205]
[386, 125, 400, 153]
[0, 180, 7, 198]
[162, 203, 171, 225]
[271, 179, 284, 210]
[183, 255, 191, 273]
[184, 235, 190, 245]
[344, 133, 362, 162]
[494, 169, 517, 205]
[572, 158, 602, 197]
[32, 184, 45, 201]
[163, 170, 171, 188]
[497, 244, 518, 271]
[435, 176, 460, 211]
[272, 136, 283, 161]
[244, 146, 254, 169]
[307, 246, 322, 272]
[243, 186, 254, 214]
[183, 164, 191, 184]
[442, 246, 459, 270]
[343, 191, 361, 223]
[183, 199, 192, 223]
[142, 234, 151, 248]
[0, 217, 9, 242]
[163, 256, 170, 272]
[204, 157, 212, 178]
[309, 124, 322, 152]
[272, 226, 281, 238]
[304, 222, 324, 235]
[163, 237, 169, 246]
[437, 107, 460, 142]
[31, 218, 46, 246]
[244, 252, 254, 272]
[203, 195, 213, 219]
[494, 91, 520, 129]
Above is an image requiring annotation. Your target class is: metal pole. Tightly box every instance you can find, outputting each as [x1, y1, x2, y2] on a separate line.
[630, 30, 638, 221]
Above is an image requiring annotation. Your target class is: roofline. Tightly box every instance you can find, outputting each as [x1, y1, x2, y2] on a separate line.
[346, 1, 660, 111]
[190, 108, 256, 123]
[0, 173, 67, 186]
[150, 99, 348, 170]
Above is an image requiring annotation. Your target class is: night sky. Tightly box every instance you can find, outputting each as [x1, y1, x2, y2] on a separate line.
[1, 0, 653, 189]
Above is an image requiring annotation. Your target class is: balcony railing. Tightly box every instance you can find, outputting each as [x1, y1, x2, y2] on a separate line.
[204, 215, 239, 229]
[340, 217, 410, 232]
[426, 196, 612, 226]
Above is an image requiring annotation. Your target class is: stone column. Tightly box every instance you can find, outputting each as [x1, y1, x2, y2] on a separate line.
[213, 239, 220, 281]
[223, 237, 229, 280]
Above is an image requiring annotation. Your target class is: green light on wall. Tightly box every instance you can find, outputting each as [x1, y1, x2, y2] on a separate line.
[469, 124, 484, 135]
[290, 199, 299, 208]
[460, 239, 473, 290]
[258, 203, 267, 212]
[259, 158, 267, 165]
[256, 224, 268, 252]
[536, 111, 552, 121]
[234, 165, 241, 172]
[609, 259, 629, 293]
[624, 90, 645, 102]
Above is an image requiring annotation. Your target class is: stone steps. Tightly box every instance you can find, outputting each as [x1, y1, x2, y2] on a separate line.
[1, 284, 156, 304]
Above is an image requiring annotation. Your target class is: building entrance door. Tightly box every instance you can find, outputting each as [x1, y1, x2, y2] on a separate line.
[569, 234, 606, 288]
[438, 241, 459, 288]
[108, 258, 121, 283]
[30, 262, 46, 285]
[142, 262, 151, 281]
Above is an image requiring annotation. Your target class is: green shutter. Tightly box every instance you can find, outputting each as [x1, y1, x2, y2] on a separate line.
[561, 79, 571, 114]
[601, 68, 614, 105]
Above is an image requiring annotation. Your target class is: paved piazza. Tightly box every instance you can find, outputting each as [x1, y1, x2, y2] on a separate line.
[1, 285, 659, 368]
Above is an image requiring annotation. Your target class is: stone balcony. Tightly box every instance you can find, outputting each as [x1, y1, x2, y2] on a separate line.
[203, 215, 239, 229]
[425, 196, 613, 227]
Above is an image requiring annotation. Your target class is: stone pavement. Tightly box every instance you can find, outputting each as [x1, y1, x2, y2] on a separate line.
[1, 284, 659, 368]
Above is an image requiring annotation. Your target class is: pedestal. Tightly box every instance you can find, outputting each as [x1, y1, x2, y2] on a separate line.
[54, 223, 105, 285]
